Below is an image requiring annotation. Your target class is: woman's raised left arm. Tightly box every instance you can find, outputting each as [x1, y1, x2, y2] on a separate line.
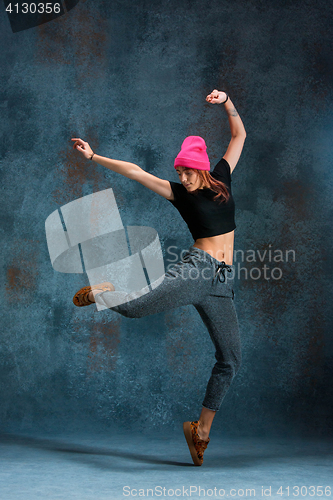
[206, 89, 246, 173]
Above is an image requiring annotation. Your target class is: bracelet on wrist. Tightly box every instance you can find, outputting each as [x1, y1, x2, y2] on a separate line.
[89, 152, 95, 161]
[221, 94, 229, 104]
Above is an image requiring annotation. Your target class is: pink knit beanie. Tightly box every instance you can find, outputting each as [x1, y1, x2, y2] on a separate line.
[174, 136, 210, 171]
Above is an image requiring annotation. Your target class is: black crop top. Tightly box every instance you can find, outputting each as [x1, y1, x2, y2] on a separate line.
[168, 158, 236, 240]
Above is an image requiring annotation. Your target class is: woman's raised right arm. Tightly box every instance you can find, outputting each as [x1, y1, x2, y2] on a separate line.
[71, 138, 174, 200]
[206, 90, 246, 174]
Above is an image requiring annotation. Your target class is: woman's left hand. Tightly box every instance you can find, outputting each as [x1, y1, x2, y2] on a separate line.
[206, 89, 228, 104]
[71, 137, 94, 159]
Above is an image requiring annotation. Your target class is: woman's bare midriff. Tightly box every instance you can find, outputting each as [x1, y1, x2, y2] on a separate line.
[193, 231, 234, 265]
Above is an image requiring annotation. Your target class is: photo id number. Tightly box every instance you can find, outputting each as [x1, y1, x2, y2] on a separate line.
[5, 3, 62, 14]
[276, 485, 331, 496]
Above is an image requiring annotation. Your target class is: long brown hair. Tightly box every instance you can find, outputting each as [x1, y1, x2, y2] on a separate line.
[195, 170, 230, 204]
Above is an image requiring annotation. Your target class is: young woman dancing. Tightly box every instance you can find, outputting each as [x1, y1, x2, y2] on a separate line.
[71, 89, 246, 466]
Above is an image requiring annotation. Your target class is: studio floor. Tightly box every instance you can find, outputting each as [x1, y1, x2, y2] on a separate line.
[0, 430, 332, 500]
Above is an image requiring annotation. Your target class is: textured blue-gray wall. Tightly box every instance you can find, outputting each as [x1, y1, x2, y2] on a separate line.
[1, 0, 332, 436]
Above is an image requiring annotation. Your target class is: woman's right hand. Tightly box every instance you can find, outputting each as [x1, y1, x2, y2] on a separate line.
[71, 138, 94, 159]
[206, 89, 228, 104]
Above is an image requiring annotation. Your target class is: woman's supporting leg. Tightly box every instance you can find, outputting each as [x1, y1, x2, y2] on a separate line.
[197, 407, 216, 441]
[195, 296, 242, 415]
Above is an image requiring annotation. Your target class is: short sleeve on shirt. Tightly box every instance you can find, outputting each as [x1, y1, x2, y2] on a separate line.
[211, 158, 232, 187]
[168, 181, 185, 204]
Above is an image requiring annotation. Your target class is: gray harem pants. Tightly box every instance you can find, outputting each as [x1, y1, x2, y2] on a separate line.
[95, 246, 241, 411]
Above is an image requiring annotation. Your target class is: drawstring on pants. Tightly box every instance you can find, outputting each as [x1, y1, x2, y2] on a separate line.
[214, 262, 232, 283]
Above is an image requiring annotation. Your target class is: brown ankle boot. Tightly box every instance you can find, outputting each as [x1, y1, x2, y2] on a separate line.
[183, 421, 210, 466]
[73, 282, 115, 307]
